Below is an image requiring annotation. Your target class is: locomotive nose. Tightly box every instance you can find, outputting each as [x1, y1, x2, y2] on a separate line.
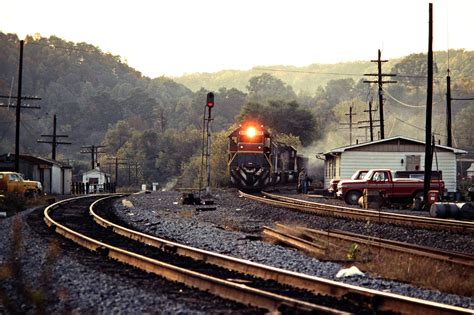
[243, 162, 257, 172]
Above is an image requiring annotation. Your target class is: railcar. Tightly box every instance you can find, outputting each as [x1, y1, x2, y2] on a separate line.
[227, 122, 305, 191]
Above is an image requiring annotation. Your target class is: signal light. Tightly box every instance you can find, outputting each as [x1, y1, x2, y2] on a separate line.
[206, 92, 214, 108]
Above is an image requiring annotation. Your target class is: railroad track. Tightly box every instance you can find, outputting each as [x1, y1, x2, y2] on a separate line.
[44, 195, 356, 314]
[263, 223, 474, 269]
[44, 194, 471, 314]
[240, 191, 474, 233]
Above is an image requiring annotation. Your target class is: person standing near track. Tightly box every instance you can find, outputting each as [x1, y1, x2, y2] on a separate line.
[298, 168, 308, 194]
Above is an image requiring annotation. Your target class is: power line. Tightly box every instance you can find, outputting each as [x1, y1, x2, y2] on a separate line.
[25, 41, 103, 54]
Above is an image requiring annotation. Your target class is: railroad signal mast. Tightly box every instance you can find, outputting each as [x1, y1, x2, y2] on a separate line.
[204, 92, 214, 196]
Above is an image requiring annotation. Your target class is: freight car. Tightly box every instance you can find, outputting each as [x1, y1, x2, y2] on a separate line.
[227, 122, 305, 191]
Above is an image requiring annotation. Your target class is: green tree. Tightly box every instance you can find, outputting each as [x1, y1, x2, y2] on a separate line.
[246, 73, 297, 103]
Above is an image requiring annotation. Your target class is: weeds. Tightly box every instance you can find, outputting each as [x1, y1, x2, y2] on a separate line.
[0, 192, 51, 217]
[0, 217, 63, 314]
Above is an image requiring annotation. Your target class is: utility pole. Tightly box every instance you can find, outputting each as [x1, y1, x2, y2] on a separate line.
[37, 114, 71, 160]
[446, 70, 452, 147]
[107, 157, 127, 186]
[445, 70, 474, 147]
[80, 145, 106, 170]
[340, 105, 356, 145]
[0, 40, 41, 172]
[423, 3, 434, 208]
[364, 49, 397, 139]
[364, 99, 378, 142]
[128, 161, 140, 186]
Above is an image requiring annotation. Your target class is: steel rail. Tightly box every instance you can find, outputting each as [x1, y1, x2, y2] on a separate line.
[247, 191, 474, 233]
[88, 195, 473, 315]
[43, 195, 347, 314]
[302, 225, 474, 267]
[264, 223, 474, 268]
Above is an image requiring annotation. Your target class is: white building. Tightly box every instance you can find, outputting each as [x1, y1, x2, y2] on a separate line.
[322, 136, 466, 192]
[82, 168, 111, 186]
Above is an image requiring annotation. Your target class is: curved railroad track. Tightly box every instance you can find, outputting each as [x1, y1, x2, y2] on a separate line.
[43, 194, 359, 314]
[41, 194, 473, 314]
[240, 191, 474, 233]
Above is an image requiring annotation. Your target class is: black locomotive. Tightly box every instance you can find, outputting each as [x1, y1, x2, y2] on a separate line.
[227, 122, 306, 191]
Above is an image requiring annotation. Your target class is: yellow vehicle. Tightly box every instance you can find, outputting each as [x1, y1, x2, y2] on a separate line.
[0, 172, 42, 197]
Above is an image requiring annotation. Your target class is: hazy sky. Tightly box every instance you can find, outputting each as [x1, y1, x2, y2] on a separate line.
[1, 0, 472, 78]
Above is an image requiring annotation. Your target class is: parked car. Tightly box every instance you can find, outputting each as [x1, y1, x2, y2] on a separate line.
[336, 169, 445, 206]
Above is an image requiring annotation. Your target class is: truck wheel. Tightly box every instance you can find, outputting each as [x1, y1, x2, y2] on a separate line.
[345, 191, 362, 205]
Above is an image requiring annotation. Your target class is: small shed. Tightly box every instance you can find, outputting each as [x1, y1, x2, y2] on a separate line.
[322, 136, 466, 192]
[82, 168, 111, 186]
[0, 153, 73, 194]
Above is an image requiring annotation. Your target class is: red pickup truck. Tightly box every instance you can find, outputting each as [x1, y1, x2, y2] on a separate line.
[336, 169, 445, 206]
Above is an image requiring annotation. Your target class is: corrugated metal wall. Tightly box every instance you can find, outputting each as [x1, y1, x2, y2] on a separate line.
[338, 151, 457, 192]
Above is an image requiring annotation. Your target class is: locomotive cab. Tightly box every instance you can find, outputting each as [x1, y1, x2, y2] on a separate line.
[228, 123, 272, 191]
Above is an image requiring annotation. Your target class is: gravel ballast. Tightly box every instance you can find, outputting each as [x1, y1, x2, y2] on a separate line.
[112, 189, 474, 310]
[1, 189, 473, 313]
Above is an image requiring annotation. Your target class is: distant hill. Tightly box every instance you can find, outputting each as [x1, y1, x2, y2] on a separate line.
[173, 60, 400, 94]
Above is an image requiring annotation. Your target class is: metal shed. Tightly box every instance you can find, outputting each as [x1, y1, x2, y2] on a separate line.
[322, 136, 466, 192]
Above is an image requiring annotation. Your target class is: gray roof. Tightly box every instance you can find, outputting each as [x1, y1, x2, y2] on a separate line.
[325, 136, 467, 155]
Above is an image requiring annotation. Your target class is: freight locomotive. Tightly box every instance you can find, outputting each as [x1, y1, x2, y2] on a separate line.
[227, 122, 306, 191]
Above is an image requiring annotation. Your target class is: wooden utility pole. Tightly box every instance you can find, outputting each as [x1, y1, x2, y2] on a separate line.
[446, 70, 452, 147]
[37, 114, 71, 160]
[107, 157, 127, 185]
[340, 105, 356, 145]
[445, 71, 474, 147]
[423, 3, 434, 208]
[364, 99, 378, 141]
[364, 50, 397, 139]
[0, 40, 41, 171]
[80, 145, 106, 170]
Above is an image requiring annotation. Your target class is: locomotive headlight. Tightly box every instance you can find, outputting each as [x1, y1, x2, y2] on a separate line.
[246, 126, 257, 138]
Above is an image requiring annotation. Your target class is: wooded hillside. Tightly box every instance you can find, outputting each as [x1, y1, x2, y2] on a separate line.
[0, 32, 472, 185]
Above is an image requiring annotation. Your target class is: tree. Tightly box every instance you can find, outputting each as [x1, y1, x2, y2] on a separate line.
[246, 73, 297, 103]
[238, 100, 318, 146]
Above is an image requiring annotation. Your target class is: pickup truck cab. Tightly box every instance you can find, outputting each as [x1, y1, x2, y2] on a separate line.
[336, 169, 444, 206]
[328, 169, 369, 194]
[0, 172, 43, 197]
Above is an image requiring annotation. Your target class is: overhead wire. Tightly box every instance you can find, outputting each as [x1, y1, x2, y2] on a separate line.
[25, 41, 103, 54]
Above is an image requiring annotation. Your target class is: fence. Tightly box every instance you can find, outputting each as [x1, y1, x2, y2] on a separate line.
[71, 182, 116, 195]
